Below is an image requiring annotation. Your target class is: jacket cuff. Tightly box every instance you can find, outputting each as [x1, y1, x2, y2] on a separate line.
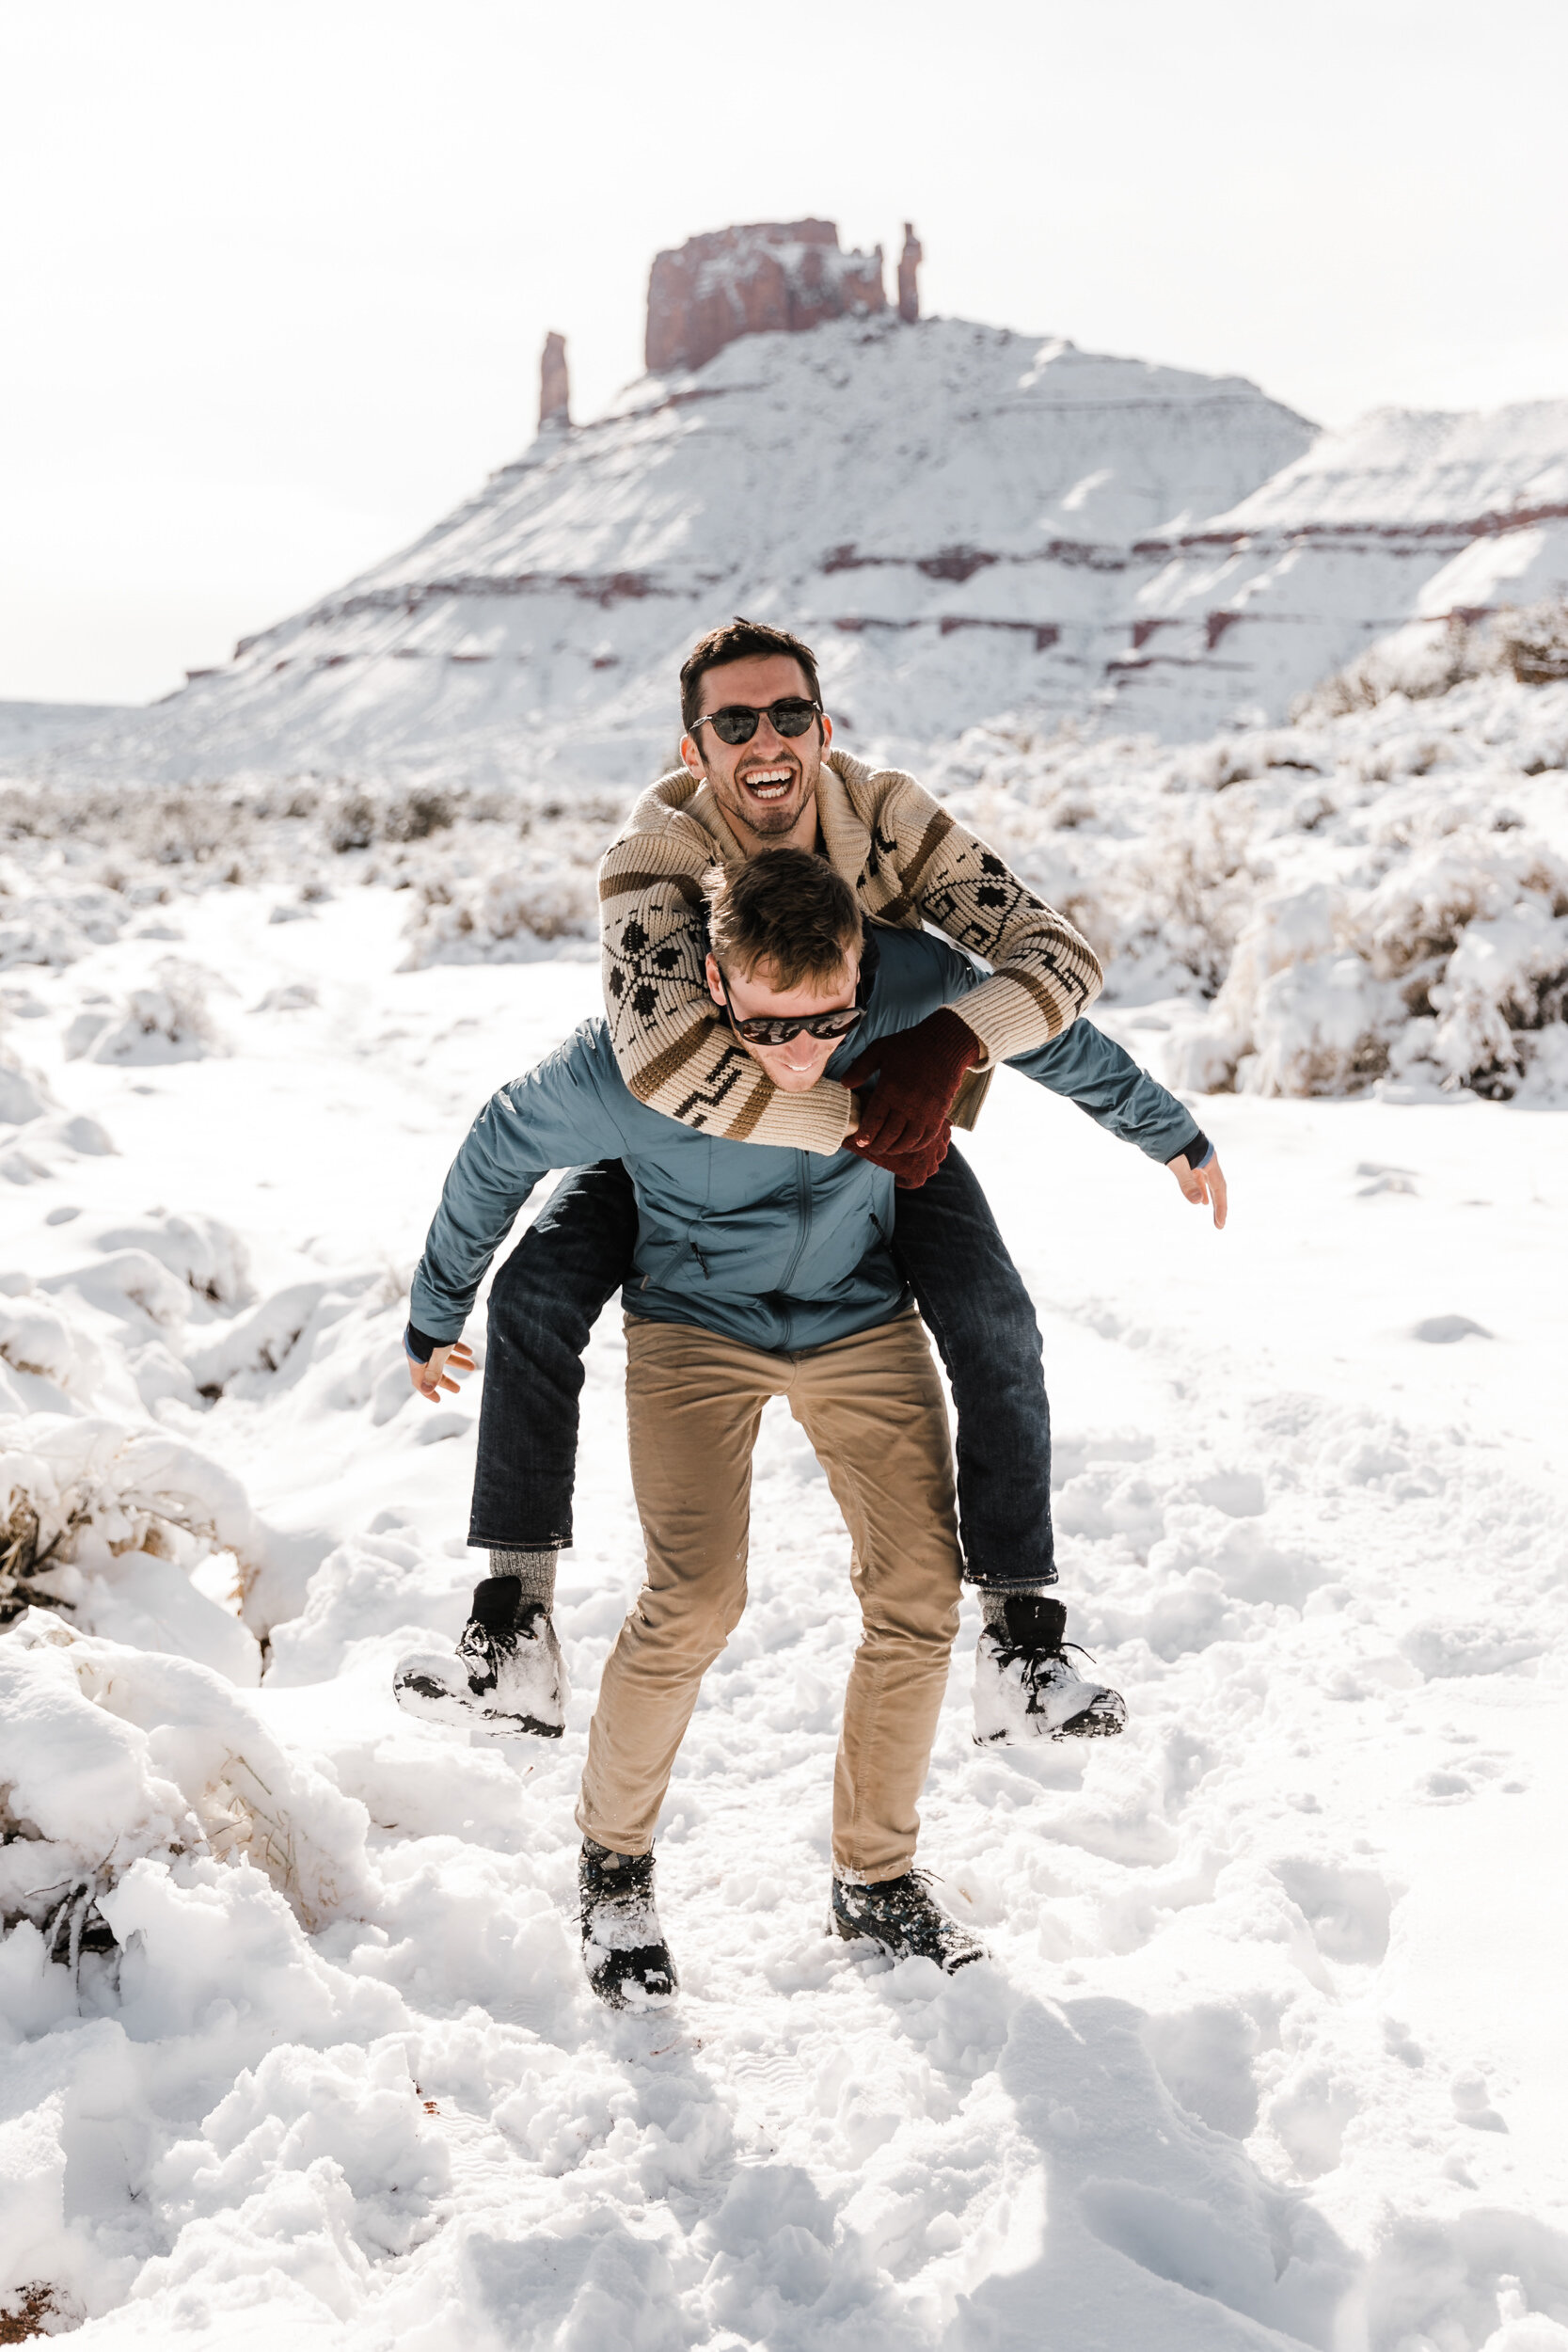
[404, 1321, 445, 1365]
[1170, 1127, 1213, 1170]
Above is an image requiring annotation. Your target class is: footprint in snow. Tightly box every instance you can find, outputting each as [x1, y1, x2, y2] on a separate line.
[1411, 1314, 1492, 1343]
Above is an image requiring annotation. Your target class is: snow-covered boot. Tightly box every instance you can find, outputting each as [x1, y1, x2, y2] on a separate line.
[579, 1839, 678, 2008]
[392, 1573, 567, 1738]
[973, 1594, 1125, 1743]
[831, 1870, 985, 1972]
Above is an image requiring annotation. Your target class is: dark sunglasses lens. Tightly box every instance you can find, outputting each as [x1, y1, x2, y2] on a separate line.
[709, 706, 760, 745]
[737, 1006, 862, 1045]
[770, 699, 818, 737]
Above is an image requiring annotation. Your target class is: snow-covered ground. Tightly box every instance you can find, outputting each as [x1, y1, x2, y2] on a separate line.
[4, 870, 1567, 2349]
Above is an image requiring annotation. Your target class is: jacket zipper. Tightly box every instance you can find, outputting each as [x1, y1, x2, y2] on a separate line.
[775, 1153, 813, 1349]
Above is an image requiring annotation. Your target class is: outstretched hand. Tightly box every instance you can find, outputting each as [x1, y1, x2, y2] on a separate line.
[1168, 1150, 1227, 1230]
[408, 1339, 476, 1402]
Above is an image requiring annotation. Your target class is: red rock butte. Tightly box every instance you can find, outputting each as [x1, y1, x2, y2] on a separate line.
[644, 220, 890, 374]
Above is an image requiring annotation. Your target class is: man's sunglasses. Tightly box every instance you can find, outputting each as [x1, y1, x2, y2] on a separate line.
[717, 964, 863, 1048]
[689, 697, 823, 747]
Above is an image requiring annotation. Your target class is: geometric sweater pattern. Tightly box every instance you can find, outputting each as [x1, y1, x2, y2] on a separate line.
[598, 747, 1105, 1153]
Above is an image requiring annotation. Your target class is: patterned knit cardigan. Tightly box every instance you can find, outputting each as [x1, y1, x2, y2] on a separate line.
[598, 747, 1105, 1154]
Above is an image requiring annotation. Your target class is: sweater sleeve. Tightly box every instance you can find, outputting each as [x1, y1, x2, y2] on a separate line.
[408, 1029, 626, 1342]
[1005, 1019, 1201, 1165]
[863, 771, 1104, 1064]
[598, 814, 856, 1156]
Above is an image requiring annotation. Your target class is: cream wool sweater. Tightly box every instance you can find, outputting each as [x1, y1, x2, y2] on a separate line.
[598, 747, 1104, 1153]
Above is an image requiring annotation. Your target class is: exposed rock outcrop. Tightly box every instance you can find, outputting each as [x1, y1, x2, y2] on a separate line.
[540, 331, 569, 428]
[898, 224, 922, 325]
[645, 220, 886, 373]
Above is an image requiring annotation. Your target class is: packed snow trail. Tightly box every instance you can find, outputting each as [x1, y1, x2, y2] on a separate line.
[2, 887, 1567, 2348]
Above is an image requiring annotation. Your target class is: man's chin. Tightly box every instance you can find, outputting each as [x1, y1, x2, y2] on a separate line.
[736, 793, 807, 835]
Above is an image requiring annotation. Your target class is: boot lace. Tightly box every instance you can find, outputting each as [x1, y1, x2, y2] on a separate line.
[992, 1629, 1099, 1693]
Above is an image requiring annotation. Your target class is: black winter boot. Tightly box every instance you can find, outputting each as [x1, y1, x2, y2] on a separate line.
[831, 1870, 984, 1972]
[579, 1839, 678, 2008]
[393, 1573, 567, 1739]
[974, 1594, 1125, 1744]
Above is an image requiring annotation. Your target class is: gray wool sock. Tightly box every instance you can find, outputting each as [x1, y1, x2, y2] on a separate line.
[981, 1587, 1048, 1627]
[487, 1548, 558, 1611]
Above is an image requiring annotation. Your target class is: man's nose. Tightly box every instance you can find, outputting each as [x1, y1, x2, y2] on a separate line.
[749, 714, 788, 756]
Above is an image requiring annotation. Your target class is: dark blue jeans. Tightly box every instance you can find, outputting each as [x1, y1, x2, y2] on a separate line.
[467, 1147, 1055, 1590]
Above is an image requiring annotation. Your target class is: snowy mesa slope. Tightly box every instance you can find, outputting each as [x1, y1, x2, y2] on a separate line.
[1, 882, 1567, 2349]
[24, 317, 1318, 787]
[31, 318, 1568, 796]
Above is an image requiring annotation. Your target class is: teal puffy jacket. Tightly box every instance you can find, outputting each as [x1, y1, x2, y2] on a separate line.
[409, 926, 1197, 1356]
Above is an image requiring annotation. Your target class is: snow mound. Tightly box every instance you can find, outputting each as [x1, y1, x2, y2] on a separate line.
[0, 872, 131, 971]
[72, 959, 231, 1066]
[3, 1613, 373, 1928]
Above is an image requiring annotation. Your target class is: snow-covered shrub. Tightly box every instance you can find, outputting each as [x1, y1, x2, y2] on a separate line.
[0, 1414, 264, 1626]
[0, 1614, 374, 1940]
[936, 630, 1568, 1102]
[0, 1296, 104, 1400]
[1293, 596, 1568, 722]
[381, 787, 455, 842]
[0, 877, 131, 969]
[1100, 801, 1260, 995]
[1494, 596, 1568, 686]
[1423, 899, 1568, 1094]
[1291, 618, 1483, 721]
[87, 958, 230, 1064]
[89, 1211, 253, 1308]
[399, 851, 599, 965]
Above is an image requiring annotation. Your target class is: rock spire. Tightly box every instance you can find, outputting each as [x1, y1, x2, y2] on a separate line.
[540, 331, 569, 428]
[898, 224, 922, 325]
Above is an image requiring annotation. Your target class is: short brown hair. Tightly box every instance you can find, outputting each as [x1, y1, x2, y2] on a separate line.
[705, 849, 862, 991]
[680, 617, 823, 736]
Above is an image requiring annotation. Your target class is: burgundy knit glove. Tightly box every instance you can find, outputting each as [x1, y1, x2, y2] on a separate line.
[888, 1120, 953, 1191]
[844, 1007, 982, 1166]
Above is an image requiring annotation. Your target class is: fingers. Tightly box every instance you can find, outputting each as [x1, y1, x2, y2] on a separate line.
[406, 1339, 476, 1402]
[861, 1107, 917, 1158]
[853, 1097, 911, 1158]
[1168, 1152, 1227, 1229]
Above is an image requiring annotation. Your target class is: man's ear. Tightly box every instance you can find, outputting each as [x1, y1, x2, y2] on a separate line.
[704, 950, 726, 1009]
[680, 732, 705, 781]
[818, 711, 832, 755]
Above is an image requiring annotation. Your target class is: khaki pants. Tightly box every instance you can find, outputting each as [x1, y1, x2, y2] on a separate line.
[576, 1311, 963, 1884]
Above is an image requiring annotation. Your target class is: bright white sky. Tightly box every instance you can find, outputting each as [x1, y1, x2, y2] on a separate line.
[5, 0, 1568, 706]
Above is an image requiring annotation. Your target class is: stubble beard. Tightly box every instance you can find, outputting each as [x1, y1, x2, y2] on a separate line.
[706, 739, 821, 846]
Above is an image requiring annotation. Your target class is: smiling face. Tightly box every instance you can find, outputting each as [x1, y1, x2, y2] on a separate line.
[705, 948, 860, 1092]
[680, 652, 832, 854]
